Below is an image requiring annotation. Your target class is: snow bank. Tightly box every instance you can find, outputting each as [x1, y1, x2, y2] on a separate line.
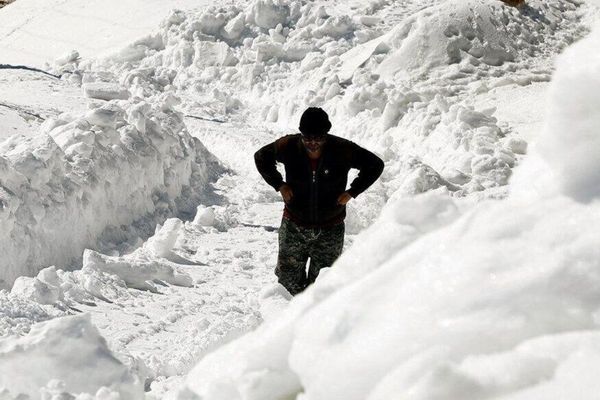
[537, 21, 600, 202]
[0, 314, 143, 400]
[182, 9, 600, 400]
[0, 93, 222, 288]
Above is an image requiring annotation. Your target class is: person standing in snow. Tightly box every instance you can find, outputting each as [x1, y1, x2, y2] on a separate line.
[254, 107, 384, 295]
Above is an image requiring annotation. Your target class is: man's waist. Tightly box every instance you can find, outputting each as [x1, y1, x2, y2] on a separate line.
[283, 205, 345, 228]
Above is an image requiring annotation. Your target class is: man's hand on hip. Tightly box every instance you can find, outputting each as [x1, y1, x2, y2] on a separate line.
[337, 191, 353, 205]
[279, 183, 294, 203]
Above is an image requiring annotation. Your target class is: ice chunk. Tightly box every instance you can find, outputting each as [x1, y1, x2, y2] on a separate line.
[193, 41, 238, 67]
[144, 218, 184, 258]
[251, 0, 289, 29]
[83, 82, 130, 101]
[83, 250, 193, 292]
[54, 50, 80, 67]
[193, 205, 216, 227]
[11, 276, 61, 305]
[222, 12, 247, 41]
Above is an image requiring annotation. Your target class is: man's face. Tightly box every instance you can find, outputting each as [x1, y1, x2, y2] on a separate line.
[302, 135, 326, 154]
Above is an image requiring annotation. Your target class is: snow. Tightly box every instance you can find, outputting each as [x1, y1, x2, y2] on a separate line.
[0, 69, 88, 141]
[83, 250, 194, 293]
[82, 82, 130, 101]
[0, 0, 221, 67]
[193, 205, 216, 227]
[1, 0, 600, 398]
[0, 314, 143, 399]
[537, 24, 600, 202]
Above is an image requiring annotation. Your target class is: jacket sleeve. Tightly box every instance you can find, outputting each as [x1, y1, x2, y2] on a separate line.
[347, 142, 384, 198]
[254, 137, 286, 192]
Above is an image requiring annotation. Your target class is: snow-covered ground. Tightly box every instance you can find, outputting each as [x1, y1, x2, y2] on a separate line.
[0, 0, 235, 67]
[1, 0, 600, 398]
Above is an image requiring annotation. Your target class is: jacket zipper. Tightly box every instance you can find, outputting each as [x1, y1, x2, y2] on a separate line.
[312, 155, 324, 225]
[311, 170, 316, 224]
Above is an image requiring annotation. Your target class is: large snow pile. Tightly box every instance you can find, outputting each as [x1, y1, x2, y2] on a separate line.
[0, 314, 143, 400]
[76, 0, 585, 232]
[0, 91, 222, 288]
[180, 10, 600, 400]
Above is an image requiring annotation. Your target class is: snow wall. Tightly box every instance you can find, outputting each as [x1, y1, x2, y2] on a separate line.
[0, 93, 222, 288]
[181, 5, 600, 400]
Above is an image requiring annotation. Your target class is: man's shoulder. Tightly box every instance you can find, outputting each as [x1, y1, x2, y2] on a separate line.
[327, 134, 356, 149]
[275, 133, 302, 151]
[279, 133, 302, 142]
[326, 133, 350, 142]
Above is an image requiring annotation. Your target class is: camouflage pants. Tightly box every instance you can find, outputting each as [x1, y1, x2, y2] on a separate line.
[275, 218, 345, 296]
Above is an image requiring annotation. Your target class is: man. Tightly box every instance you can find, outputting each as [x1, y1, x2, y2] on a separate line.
[254, 107, 384, 295]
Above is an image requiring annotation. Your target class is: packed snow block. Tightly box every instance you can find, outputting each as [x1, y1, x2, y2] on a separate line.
[0, 314, 144, 399]
[83, 102, 124, 128]
[250, 0, 290, 29]
[338, 34, 391, 83]
[141, 217, 205, 264]
[311, 15, 354, 39]
[83, 250, 193, 292]
[222, 12, 247, 40]
[253, 37, 285, 62]
[11, 276, 62, 305]
[144, 218, 185, 258]
[197, 10, 227, 36]
[193, 41, 238, 67]
[83, 82, 130, 101]
[193, 205, 216, 227]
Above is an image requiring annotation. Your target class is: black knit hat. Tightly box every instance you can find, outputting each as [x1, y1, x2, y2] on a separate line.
[299, 107, 331, 137]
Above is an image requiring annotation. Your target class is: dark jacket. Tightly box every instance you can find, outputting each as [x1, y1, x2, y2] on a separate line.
[254, 133, 384, 226]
